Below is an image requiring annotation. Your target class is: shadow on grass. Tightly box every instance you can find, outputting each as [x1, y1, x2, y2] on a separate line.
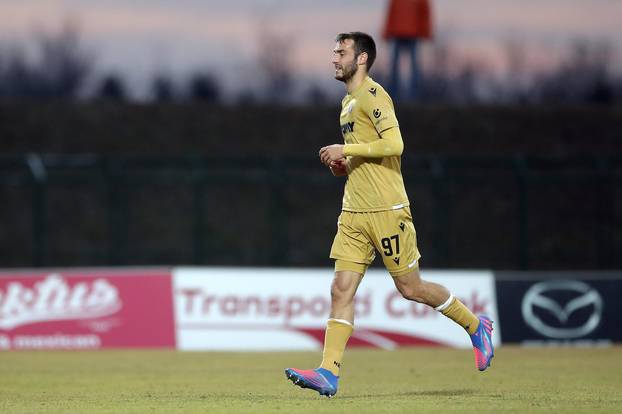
[212, 388, 477, 401]
[339, 389, 476, 399]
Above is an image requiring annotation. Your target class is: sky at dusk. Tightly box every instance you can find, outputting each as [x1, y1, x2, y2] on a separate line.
[1, 0, 621, 99]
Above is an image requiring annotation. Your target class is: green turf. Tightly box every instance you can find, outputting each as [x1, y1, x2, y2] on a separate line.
[0, 346, 621, 413]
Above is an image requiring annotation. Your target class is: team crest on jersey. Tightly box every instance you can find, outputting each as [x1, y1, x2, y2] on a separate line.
[373, 108, 382, 118]
[341, 100, 355, 116]
[368, 87, 377, 97]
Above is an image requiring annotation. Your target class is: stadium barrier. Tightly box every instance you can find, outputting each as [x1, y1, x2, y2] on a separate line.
[495, 271, 622, 346]
[0, 268, 619, 350]
[0, 268, 176, 350]
[2, 154, 620, 271]
[173, 268, 498, 350]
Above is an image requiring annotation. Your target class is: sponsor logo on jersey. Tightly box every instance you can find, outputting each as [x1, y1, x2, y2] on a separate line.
[373, 108, 382, 118]
[341, 100, 356, 116]
[341, 122, 355, 134]
[368, 87, 377, 97]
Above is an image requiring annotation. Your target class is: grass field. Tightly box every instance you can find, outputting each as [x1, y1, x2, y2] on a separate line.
[1, 346, 621, 413]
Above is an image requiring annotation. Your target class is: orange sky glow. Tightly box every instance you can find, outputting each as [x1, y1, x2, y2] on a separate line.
[1, 0, 620, 99]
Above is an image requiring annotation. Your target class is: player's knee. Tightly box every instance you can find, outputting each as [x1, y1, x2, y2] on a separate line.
[330, 281, 348, 304]
[394, 270, 427, 303]
[397, 279, 426, 303]
[330, 278, 355, 305]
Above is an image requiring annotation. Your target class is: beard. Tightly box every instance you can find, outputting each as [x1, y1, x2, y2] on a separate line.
[335, 59, 359, 82]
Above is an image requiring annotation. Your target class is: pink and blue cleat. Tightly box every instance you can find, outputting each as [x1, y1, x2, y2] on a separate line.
[284, 367, 338, 397]
[470, 315, 494, 371]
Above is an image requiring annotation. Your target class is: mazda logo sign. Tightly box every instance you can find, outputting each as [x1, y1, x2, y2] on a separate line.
[521, 280, 603, 339]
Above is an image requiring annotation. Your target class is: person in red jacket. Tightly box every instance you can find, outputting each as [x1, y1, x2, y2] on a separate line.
[383, 0, 433, 100]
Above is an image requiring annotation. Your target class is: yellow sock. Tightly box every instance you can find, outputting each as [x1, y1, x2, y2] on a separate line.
[319, 318, 353, 376]
[435, 294, 480, 335]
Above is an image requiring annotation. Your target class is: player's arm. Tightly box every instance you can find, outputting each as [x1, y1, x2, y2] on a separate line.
[338, 89, 403, 158]
[319, 127, 403, 165]
[342, 127, 403, 157]
[320, 88, 402, 164]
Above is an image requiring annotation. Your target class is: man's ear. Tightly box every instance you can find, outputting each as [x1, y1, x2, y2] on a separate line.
[357, 52, 368, 66]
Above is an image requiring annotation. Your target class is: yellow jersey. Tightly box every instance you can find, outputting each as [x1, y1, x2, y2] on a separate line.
[339, 76, 409, 212]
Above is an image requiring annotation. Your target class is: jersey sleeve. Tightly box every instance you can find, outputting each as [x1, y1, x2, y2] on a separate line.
[343, 127, 403, 158]
[359, 88, 399, 134]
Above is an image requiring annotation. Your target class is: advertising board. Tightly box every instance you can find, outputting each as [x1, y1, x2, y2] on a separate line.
[173, 267, 499, 351]
[0, 269, 176, 350]
[495, 273, 622, 345]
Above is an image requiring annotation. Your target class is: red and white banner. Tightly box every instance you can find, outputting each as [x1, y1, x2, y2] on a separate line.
[173, 267, 500, 351]
[0, 268, 176, 350]
[0, 267, 501, 351]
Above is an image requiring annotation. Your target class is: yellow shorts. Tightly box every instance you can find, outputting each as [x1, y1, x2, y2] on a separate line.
[329, 207, 421, 277]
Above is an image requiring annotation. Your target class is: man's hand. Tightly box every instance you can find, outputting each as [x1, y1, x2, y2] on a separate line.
[319, 144, 345, 166]
[329, 159, 348, 177]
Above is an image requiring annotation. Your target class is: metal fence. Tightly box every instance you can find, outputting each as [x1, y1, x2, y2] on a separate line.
[1, 154, 620, 270]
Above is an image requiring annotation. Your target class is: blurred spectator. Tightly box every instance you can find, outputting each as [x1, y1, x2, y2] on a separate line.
[151, 74, 177, 102]
[256, 30, 294, 104]
[383, 0, 433, 101]
[187, 72, 220, 103]
[97, 74, 127, 101]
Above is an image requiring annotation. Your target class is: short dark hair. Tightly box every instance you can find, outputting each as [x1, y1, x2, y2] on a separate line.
[335, 32, 376, 71]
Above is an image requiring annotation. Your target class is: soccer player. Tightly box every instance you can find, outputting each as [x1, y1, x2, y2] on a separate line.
[284, 32, 494, 397]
